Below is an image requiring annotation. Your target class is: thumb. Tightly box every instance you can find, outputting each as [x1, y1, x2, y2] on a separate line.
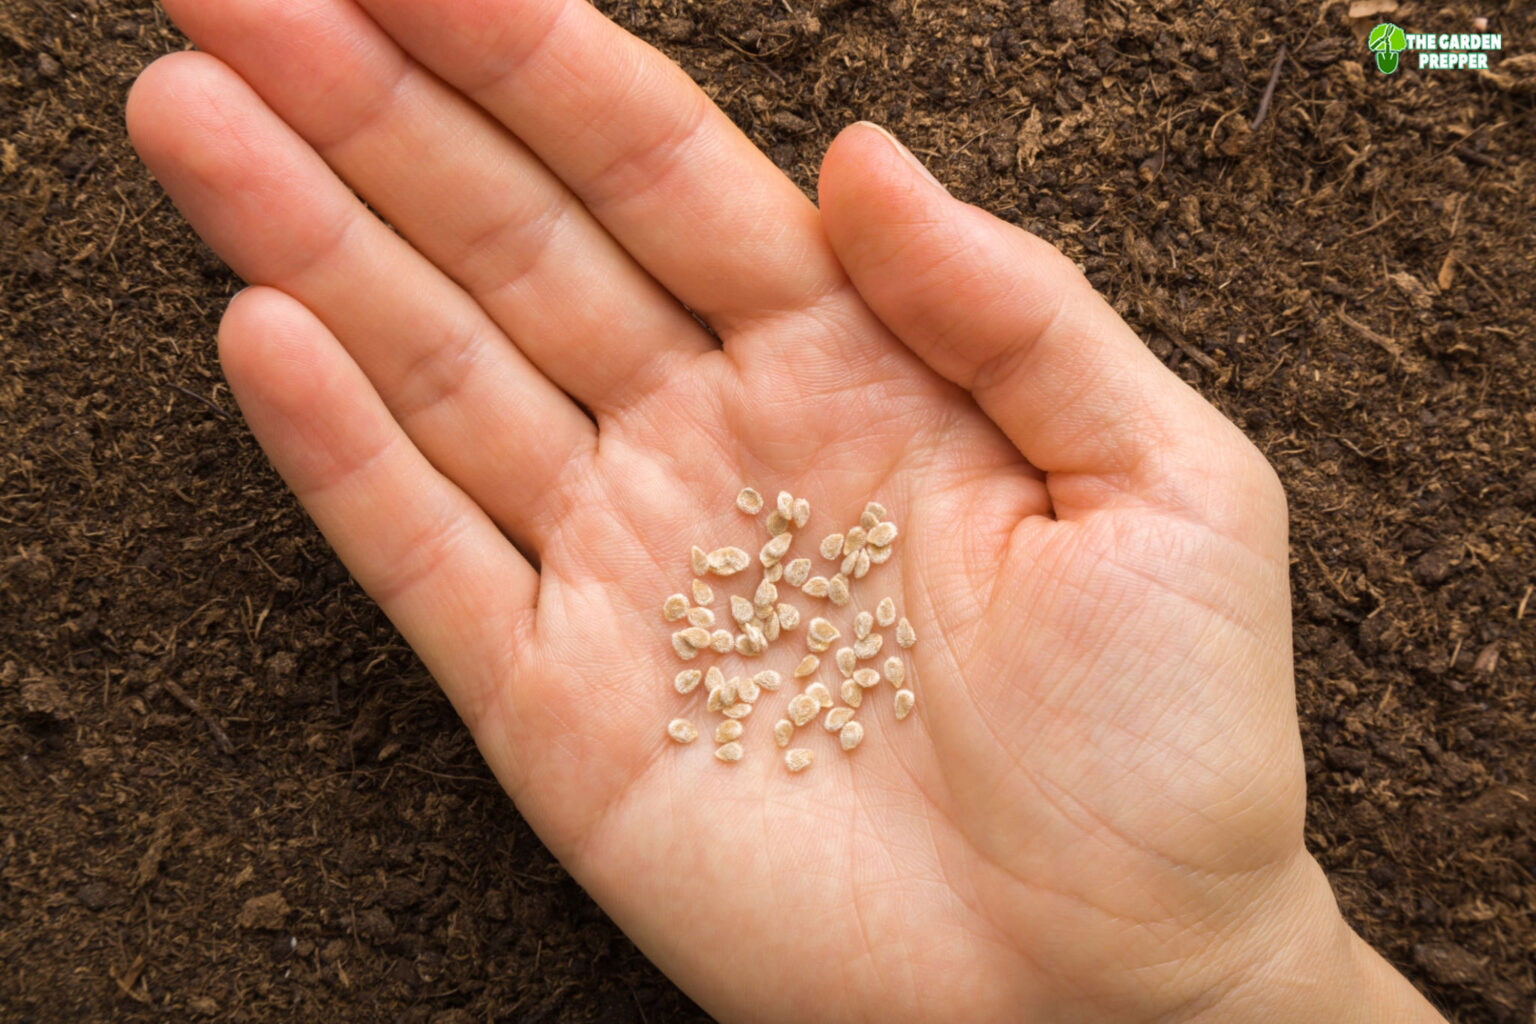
[818, 122, 1281, 535]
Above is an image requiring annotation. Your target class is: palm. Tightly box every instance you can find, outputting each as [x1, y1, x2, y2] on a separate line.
[130, 0, 1300, 1019]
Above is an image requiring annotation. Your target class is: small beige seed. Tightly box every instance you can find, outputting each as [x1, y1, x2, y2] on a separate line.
[707, 547, 751, 576]
[672, 633, 699, 660]
[853, 668, 881, 689]
[766, 511, 790, 535]
[894, 689, 916, 719]
[776, 490, 794, 519]
[840, 678, 864, 708]
[884, 656, 906, 686]
[691, 546, 709, 576]
[835, 647, 856, 677]
[785, 748, 814, 772]
[854, 611, 874, 639]
[860, 509, 880, 530]
[760, 533, 792, 566]
[776, 603, 801, 630]
[754, 578, 778, 609]
[663, 593, 688, 621]
[823, 706, 855, 732]
[808, 618, 841, 644]
[867, 521, 898, 547]
[681, 626, 711, 649]
[764, 562, 784, 583]
[807, 634, 831, 654]
[735, 632, 762, 657]
[715, 742, 744, 762]
[692, 579, 714, 606]
[794, 655, 820, 678]
[787, 694, 820, 727]
[744, 621, 766, 649]
[675, 669, 703, 694]
[897, 617, 917, 648]
[802, 575, 830, 599]
[706, 666, 725, 692]
[737, 677, 762, 703]
[876, 598, 896, 627]
[773, 719, 794, 747]
[687, 606, 715, 628]
[840, 550, 860, 577]
[668, 718, 698, 744]
[737, 487, 764, 514]
[722, 702, 753, 720]
[819, 534, 844, 560]
[752, 669, 782, 692]
[783, 558, 812, 587]
[715, 720, 743, 743]
[854, 633, 884, 659]
[731, 595, 755, 625]
[840, 720, 865, 751]
[853, 548, 872, 579]
[714, 678, 737, 707]
[805, 682, 834, 709]
[842, 526, 867, 554]
[864, 500, 887, 521]
[827, 574, 851, 607]
[709, 629, 734, 653]
[706, 686, 725, 713]
[867, 544, 893, 565]
[792, 498, 811, 528]
[763, 613, 781, 643]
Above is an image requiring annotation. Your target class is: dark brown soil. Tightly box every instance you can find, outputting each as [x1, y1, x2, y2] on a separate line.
[3, 0, 1533, 1021]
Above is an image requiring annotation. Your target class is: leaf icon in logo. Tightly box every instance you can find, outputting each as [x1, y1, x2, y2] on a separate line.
[1367, 22, 1406, 74]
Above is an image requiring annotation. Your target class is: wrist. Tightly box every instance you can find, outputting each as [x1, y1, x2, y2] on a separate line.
[1181, 852, 1445, 1024]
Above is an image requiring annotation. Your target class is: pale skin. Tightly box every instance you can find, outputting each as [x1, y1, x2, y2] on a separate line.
[126, 1, 1447, 1020]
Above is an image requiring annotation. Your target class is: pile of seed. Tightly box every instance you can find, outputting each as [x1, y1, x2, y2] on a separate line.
[664, 488, 917, 773]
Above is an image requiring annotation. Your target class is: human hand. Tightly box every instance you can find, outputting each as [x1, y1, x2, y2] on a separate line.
[127, 1, 1444, 1019]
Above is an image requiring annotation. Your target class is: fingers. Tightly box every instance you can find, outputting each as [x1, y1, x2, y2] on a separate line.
[819, 123, 1286, 543]
[217, 286, 537, 739]
[158, 0, 714, 417]
[126, 52, 594, 552]
[348, 0, 848, 334]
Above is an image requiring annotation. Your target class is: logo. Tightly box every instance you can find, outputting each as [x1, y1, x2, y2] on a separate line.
[1368, 22, 1407, 73]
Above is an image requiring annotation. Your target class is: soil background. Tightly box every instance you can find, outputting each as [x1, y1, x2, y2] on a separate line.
[2, 0, 1533, 1021]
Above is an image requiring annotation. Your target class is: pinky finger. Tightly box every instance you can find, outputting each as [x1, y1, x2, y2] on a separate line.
[218, 286, 538, 736]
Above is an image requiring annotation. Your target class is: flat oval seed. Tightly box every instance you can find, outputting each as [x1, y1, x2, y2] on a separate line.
[663, 594, 688, 621]
[802, 575, 830, 598]
[773, 719, 794, 747]
[819, 534, 844, 560]
[840, 720, 865, 751]
[783, 558, 812, 587]
[840, 551, 860, 577]
[835, 648, 857, 677]
[867, 521, 898, 546]
[805, 682, 834, 709]
[754, 579, 778, 609]
[823, 706, 855, 732]
[864, 500, 887, 521]
[859, 509, 880, 530]
[792, 498, 811, 528]
[737, 678, 762, 703]
[876, 597, 896, 627]
[853, 548, 872, 579]
[737, 487, 764, 514]
[668, 719, 698, 743]
[705, 666, 725, 691]
[709, 629, 734, 653]
[853, 668, 881, 689]
[715, 720, 743, 743]
[787, 694, 820, 727]
[671, 633, 699, 660]
[760, 533, 792, 566]
[840, 678, 864, 708]
[842, 526, 867, 554]
[854, 612, 874, 639]
[785, 748, 814, 773]
[776, 603, 801, 630]
[675, 669, 703, 694]
[854, 634, 884, 659]
[808, 618, 841, 643]
[894, 689, 916, 719]
[867, 544, 893, 565]
[897, 618, 917, 648]
[715, 742, 744, 762]
[735, 633, 761, 657]
[706, 687, 725, 713]
[884, 657, 906, 686]
[763, 614, 781, 643]
[806, 634, 831, 653]
[707, 547, 751, 575]
[766, 511, 790, 535]
[794, 655, 820, 678]
[691, 546, 709, 576]
[692, 579, 714, 606]
[764, 562, 784, 583]
[681, 626, 711, 648]
[731, 596, 755, 624]
[828, 574, 851, 607]
[776, 491, 794, 519]
[722, 702, 753, 719]
[687, 606, 715, 628]
[753, 670, 782, 692]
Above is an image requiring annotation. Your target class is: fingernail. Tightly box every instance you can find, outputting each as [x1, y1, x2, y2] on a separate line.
[855, 121, 947, 192]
